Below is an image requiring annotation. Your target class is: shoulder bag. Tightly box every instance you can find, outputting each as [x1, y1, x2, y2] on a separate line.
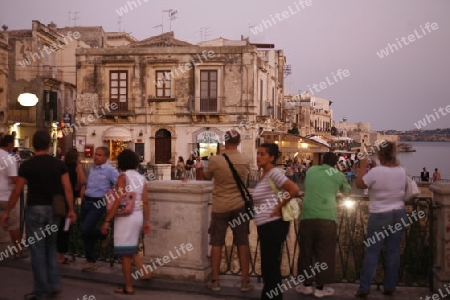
[268, 178, 301, 221]
[222, 154, 254, 219]
[404, 170, 420, 201]
[106, 173, 136, 216]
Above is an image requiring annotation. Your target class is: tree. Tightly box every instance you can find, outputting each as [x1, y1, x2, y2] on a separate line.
[288, 124, 299, 135]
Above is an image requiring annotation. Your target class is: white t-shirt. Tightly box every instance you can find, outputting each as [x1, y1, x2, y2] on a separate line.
[0, 149, 18, 201]
[252, 167, 287, 226]
[363, 165, 406, 213]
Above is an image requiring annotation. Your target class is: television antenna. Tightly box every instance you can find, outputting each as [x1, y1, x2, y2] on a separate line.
[72, 12, 80, 26]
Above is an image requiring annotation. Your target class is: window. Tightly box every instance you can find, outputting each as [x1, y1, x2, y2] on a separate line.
[155, 70, 172, 98]
[110, 71, 128, 111]
[200, 70, 217, 112]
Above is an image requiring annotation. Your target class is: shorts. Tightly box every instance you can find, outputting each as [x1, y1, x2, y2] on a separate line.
[209, 206, 249, 246]
[0, 201, 20, 230]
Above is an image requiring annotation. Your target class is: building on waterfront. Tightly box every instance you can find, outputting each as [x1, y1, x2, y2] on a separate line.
[75, 32, 286, 164]
[334, 117, 398, 148]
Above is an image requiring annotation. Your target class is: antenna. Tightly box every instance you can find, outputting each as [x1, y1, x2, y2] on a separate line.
[117, 16, 122, 32]
[163, 9, 178, 32]
[153, 24, 163, 34]
[68, 11, 72, 26]
[72, 12, 80, 26]
[198, 27, 211, 41]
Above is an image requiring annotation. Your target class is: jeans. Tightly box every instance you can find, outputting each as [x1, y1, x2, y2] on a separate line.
[359, 209, 407, 292]
[25, 205, 60, 297]
[81, 199, 106, 263]
[257, 219, 290, 300]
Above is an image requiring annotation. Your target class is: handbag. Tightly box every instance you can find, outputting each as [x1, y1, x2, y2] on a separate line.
[52, 194, 66, 217]
[404, 175, 420, 201]
[222, 154, 254, 219]
[105, 174, 136, 216]
[268, 178, 300, 221]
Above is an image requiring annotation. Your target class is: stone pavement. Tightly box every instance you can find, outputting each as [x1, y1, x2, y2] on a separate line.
[0, 256, 432, 300]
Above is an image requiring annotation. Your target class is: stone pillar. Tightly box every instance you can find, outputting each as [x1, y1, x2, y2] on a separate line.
[153, 164, 171, 180]
[431, 183, 450, 292]
[144, 180, 212, 282]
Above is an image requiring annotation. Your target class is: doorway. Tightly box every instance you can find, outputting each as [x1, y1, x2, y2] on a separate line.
[155, 129, 171, 163]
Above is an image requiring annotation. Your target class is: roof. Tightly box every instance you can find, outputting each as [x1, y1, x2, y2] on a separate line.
[130, 31, 192, 48]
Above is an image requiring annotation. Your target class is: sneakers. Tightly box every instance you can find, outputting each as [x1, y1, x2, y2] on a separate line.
[295, 283, 314, 295]
[314, 287, 335, 298]
[207, 280, 220, 291]
[240, 281, 253, 292]
[81, 262, 98, 272]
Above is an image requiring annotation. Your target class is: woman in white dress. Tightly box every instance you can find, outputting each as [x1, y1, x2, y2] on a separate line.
[101, 149, 150, 295]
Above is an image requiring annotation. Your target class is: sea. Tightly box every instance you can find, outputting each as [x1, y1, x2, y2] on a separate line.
[397, 141, 450, 180]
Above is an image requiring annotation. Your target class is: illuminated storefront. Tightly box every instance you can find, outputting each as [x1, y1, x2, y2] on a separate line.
[102, 126, 132, 161]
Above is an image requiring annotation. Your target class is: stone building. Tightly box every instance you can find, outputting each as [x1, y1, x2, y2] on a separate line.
[5, 20, 79, 150]
[75, 32, 286, 165]
[0, 26, 8, 134]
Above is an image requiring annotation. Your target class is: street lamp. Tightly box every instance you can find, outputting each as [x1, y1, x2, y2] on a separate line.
[17, 93, 38, 107]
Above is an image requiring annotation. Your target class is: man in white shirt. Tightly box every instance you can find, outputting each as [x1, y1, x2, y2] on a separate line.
[0, 135, 26, 258]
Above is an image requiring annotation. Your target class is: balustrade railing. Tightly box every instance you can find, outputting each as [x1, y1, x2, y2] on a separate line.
[218, 196, 435, 289]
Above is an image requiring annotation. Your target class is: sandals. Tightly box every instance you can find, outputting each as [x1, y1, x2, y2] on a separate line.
[114, 286, 135, 295]
[354, 290, 369, 298]
[58, 258, 70, 265]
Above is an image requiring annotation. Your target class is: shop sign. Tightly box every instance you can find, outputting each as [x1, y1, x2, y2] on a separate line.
[197, 131, 220, 143]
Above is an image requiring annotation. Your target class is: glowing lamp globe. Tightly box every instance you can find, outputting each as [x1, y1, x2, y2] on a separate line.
[18, 93, 39, 107]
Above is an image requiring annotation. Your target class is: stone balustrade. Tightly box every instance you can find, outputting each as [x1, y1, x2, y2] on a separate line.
[143, 180, 213, 282]
[431, 182, 450, 291]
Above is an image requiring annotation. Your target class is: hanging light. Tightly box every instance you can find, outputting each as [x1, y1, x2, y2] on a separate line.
[18, 93, 39, 107]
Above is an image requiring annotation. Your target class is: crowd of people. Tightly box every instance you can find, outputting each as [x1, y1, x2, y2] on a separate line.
[204, 133, 410, 299]
[420, 167, 442, 182]
[0, 130, 415, 299]
[0, 131, 150, 299]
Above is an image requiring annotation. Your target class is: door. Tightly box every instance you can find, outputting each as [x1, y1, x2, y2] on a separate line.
[155, 129, 171, 163]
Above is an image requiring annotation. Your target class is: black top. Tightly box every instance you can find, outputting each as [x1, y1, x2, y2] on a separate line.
[67, 162, 80, 197]
[19, 155, 68, 205]
[185, 159, 195, 170]
[420, 171, 430, 182]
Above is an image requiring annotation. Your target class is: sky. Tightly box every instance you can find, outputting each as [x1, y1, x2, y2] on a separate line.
[1, 0, 449, 131]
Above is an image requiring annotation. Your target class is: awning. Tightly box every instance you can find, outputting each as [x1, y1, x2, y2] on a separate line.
[102, 126, 132, 141]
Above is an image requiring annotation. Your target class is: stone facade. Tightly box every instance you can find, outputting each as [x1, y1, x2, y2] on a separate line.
[75, 32, 285, 166]
[5, 20, 77, 150]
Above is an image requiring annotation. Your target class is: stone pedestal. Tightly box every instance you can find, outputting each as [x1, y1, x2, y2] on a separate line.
[144, 180, 212, 282]
[431, 183, 450, 292]
[153, 164, 171, 180]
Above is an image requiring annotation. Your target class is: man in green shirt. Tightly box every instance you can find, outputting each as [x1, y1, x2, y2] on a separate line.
[295, 152, 351, 298]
